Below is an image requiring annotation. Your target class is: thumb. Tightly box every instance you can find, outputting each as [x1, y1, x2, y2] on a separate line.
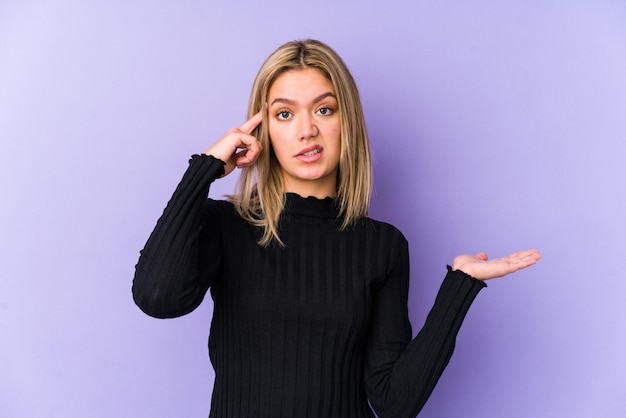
[474, 252, 488, 261]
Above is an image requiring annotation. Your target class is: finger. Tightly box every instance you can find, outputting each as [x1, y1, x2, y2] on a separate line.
[526, 249, 542, 261]
[238, 111, 263, 135]
[515, 248, 541, 258]
[506, 250, 542, 271]
[235, 151, 257, 167]
[232, 132, 259, 150]
[511, 249, 542, 264]
[235, 140, 263, 167]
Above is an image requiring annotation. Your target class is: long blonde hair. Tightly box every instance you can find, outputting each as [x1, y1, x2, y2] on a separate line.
[229, 39, 372, 246]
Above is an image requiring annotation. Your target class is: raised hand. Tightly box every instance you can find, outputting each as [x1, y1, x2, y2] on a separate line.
[204, 111, 263, 177]
[451, 249, 541, 281]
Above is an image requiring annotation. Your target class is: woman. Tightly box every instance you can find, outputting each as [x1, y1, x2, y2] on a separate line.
[132, 39, 541, 418]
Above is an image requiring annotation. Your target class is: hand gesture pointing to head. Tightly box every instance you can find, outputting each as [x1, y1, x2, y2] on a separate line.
[204, 110, 264, 177]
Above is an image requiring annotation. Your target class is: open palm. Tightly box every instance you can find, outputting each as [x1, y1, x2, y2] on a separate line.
[452, 249, 541, 281]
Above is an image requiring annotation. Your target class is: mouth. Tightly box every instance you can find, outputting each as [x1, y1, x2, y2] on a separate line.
[302, 148, 321, 157]
[296, 146, 323, 157]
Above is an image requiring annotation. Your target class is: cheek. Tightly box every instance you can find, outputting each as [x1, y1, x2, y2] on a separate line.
[268, 121, 283, 144]
[329, 119, 341, 139]
[268, 123, 288, 148]
[268, 125, 287, 159]
[331, 127, 342, 151]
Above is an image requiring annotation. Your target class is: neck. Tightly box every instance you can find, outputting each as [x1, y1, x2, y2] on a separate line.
[283, 179, 337, 199]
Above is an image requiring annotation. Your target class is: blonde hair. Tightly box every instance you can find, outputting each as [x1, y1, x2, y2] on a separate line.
[229, 39, 372, 246]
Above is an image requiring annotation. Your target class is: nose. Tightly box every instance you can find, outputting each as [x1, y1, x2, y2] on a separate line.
[298, 113, 318, 140]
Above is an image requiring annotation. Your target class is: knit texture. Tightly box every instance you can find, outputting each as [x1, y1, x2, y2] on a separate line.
[132, 154, 486, 418]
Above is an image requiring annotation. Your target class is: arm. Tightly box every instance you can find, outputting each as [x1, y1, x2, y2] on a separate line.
[365, 238, 486, 418]
[365, 242, 541, 417]
[132, 112, 264, 318]
[132, 155, 226, 318]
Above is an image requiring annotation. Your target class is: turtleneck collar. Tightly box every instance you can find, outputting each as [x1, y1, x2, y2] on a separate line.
[283, 193, 340, 219]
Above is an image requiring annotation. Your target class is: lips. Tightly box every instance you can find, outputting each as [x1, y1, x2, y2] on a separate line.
[295, 145, 323, 162]
[296, 145, 323, 157]
[302, 148, 320, 157]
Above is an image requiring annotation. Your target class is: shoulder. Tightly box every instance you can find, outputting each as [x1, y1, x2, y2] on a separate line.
[359, 217, 410, 284]
[364, 217, 407, 240]
[201, 198, 257, 243]
[204, 197, 235, 210]
[359, 217, 409, 251]
[202, 198, 238, 222]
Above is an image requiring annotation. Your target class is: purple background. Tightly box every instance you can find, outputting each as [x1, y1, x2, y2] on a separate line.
[1, 1, 625, 417]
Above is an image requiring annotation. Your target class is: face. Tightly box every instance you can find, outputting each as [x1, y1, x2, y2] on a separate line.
[267, 68, 341, 198]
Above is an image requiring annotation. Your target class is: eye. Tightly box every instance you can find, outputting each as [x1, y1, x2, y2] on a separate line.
[316, 106, 334, 116]
[276, 110, 292, 120]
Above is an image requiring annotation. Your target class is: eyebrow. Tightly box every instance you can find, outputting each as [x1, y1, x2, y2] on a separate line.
[270, 92, 337, 107]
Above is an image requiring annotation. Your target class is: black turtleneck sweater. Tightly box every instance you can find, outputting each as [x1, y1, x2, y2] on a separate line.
[132, 154, 486, 418]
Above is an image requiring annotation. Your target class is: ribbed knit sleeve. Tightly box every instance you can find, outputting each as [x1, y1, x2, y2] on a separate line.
[132, 154, 225, 318]
[365, 242, 486, 418]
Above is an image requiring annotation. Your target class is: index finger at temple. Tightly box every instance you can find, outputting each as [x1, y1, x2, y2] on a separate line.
[239, 111, 263, 135]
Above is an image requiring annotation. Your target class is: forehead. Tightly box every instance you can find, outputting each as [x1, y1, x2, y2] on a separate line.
[268, 68, 335, 99]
